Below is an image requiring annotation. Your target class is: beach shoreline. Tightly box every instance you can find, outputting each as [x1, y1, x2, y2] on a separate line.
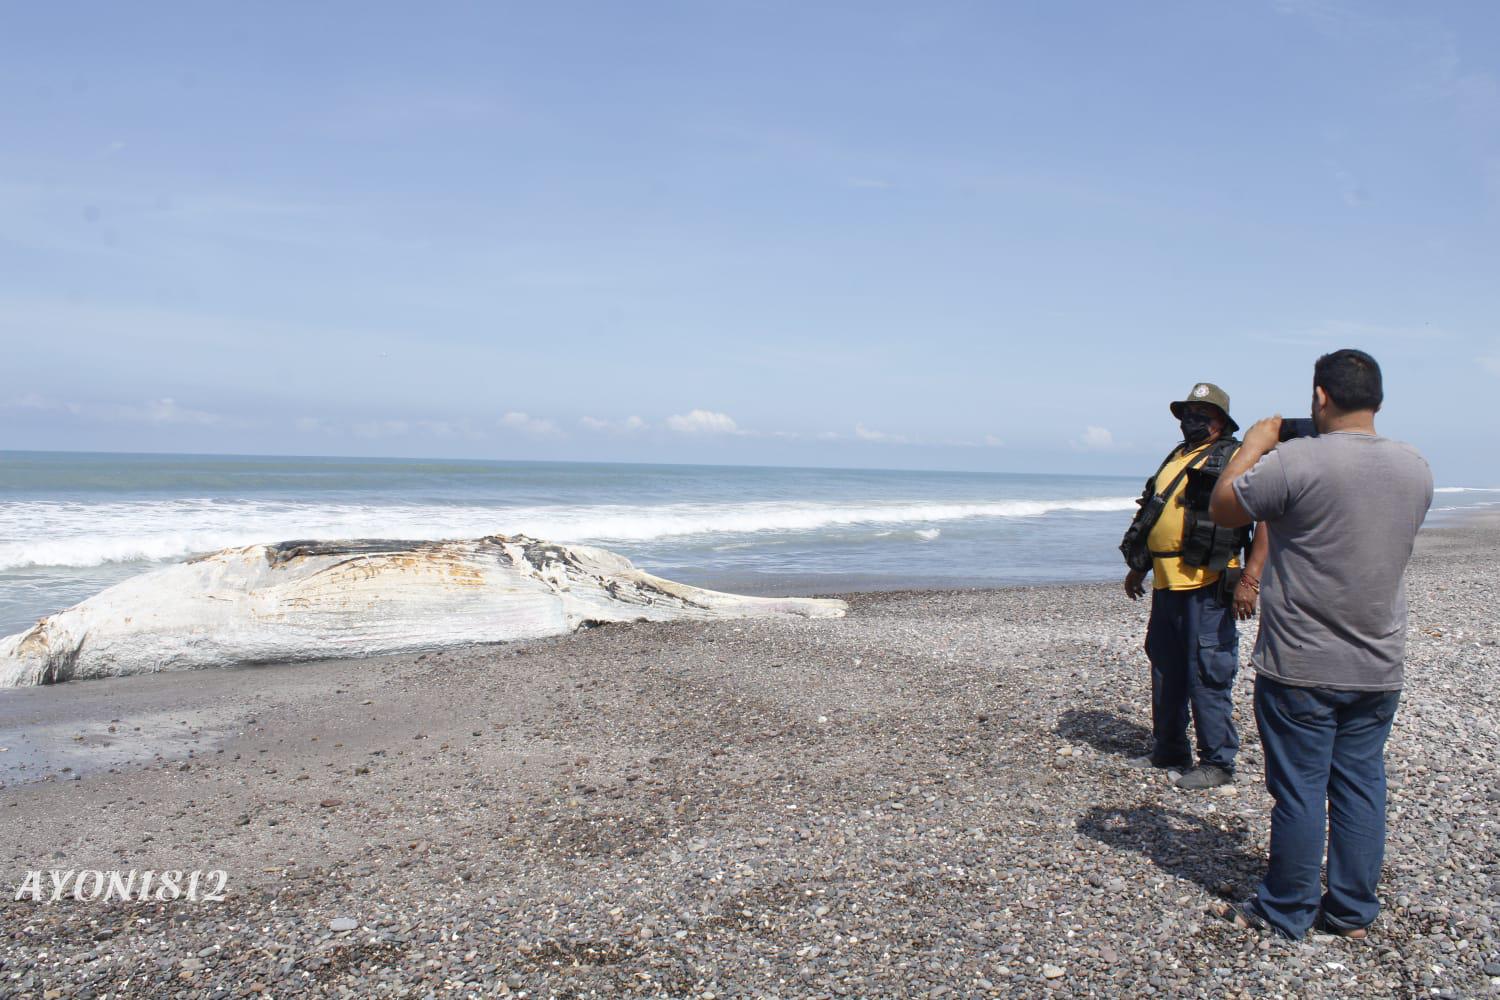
[0, 514, 1495, 997]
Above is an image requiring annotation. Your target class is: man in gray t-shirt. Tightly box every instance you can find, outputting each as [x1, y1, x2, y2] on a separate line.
[1232, 431, 1431, 691]
[1207, 349, 1433, 940]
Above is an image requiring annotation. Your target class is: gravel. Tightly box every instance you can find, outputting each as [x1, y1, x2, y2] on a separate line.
[0, 513, 1496, 998]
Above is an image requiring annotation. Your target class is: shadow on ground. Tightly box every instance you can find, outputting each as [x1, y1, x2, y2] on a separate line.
[1056, 708, 1151, 758]
[1077, 805, 1261, 896]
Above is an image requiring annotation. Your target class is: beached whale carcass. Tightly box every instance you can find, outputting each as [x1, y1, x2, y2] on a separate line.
[0, 535, 846, 687]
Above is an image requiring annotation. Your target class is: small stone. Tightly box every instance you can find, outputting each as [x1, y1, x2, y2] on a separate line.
[329, 917, 358, 932]
[686, 838, 708, 853]
[1042, 963, 1065, 979]
[319, 798, 342, 808]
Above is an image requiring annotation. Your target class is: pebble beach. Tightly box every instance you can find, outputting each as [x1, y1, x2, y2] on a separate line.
[0, 514, 1496, 998]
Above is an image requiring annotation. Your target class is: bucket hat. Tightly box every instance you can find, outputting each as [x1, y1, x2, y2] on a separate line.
[1169, 382, 1239, 433]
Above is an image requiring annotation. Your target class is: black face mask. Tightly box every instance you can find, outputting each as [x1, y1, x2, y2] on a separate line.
[1179, 413, 1214, 446]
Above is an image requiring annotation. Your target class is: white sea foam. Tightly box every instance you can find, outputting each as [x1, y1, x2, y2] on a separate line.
[1432, 501, 1500, 512]
[0, 496, 1137, 571]
[1433, 487, 1500, 493]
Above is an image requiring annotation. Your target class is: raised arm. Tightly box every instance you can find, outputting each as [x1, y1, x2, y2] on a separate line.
[1210, 416, 1283, 528]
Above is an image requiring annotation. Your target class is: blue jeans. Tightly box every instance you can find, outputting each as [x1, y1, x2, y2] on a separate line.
[1248, 675, 1401, 939]
[1145, 585, 1239, 769]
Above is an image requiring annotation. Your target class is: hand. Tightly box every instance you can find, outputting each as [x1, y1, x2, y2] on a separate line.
[1233, 575, 1259, 620]
[1124, 569, 1147, 601]
[1242, 415, 1283, 457]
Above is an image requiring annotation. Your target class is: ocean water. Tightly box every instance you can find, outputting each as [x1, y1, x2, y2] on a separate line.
[0, 451, 1494, 639]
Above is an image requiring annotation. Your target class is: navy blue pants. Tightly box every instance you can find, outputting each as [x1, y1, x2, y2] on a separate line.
[1247, 675, 1401, 939]
[1144, 584, 1239, 770]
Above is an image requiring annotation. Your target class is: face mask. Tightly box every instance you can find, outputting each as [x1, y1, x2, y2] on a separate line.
[1180, 413, 1214, 446]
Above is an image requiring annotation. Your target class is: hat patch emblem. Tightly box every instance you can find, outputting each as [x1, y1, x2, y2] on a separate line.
[1192, 385, 1210, 398]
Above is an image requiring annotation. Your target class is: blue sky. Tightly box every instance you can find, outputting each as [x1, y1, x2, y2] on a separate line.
[2, 1, 1496, 481]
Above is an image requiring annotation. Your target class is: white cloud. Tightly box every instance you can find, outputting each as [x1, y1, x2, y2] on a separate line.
[5, 392, 58, 411]
[353, 419, 410, 438]
[125, 398, 224, 426]
[500, 411, 561, 436]
[666, 409, 739, 435]
[1075, 426, 1115, 451]
[5, 393, 229, 425]
[854, 423, 909, 445]
[302, 415, 484, 439]
[580, 415, 648, 433]
[929, 433, 1007, 449]
[1332, 166, 1368, 207]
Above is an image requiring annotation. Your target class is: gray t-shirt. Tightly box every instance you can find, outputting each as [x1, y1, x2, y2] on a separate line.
[1233, 431, 1433, 690]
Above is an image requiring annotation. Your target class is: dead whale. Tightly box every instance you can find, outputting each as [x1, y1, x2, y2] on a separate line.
[0, 535, 846, 686]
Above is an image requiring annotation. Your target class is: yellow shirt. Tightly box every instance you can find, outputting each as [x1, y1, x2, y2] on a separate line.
[1147, 441, 1240, 590]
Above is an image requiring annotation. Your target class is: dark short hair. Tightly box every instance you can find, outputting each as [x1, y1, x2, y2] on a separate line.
[1314, 348, 1383, 411]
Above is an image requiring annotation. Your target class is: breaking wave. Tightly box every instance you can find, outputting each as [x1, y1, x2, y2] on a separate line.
[0, 496, 1136, 571]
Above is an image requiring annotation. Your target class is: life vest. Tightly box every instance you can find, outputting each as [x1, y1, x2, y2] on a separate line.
[1147, 436, 1251, 572]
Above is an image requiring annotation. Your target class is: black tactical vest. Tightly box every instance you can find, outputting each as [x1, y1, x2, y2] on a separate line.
[1149, 436, 1251, 571]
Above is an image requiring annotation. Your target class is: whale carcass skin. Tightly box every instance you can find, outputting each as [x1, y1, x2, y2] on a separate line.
[0, 535, 846, 687]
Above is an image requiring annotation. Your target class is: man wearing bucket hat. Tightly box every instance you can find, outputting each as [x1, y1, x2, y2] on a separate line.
[1120, 382, 1267, 790]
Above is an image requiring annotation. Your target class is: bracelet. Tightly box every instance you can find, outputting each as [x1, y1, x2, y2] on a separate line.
[1237, 575, 1260, 592]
